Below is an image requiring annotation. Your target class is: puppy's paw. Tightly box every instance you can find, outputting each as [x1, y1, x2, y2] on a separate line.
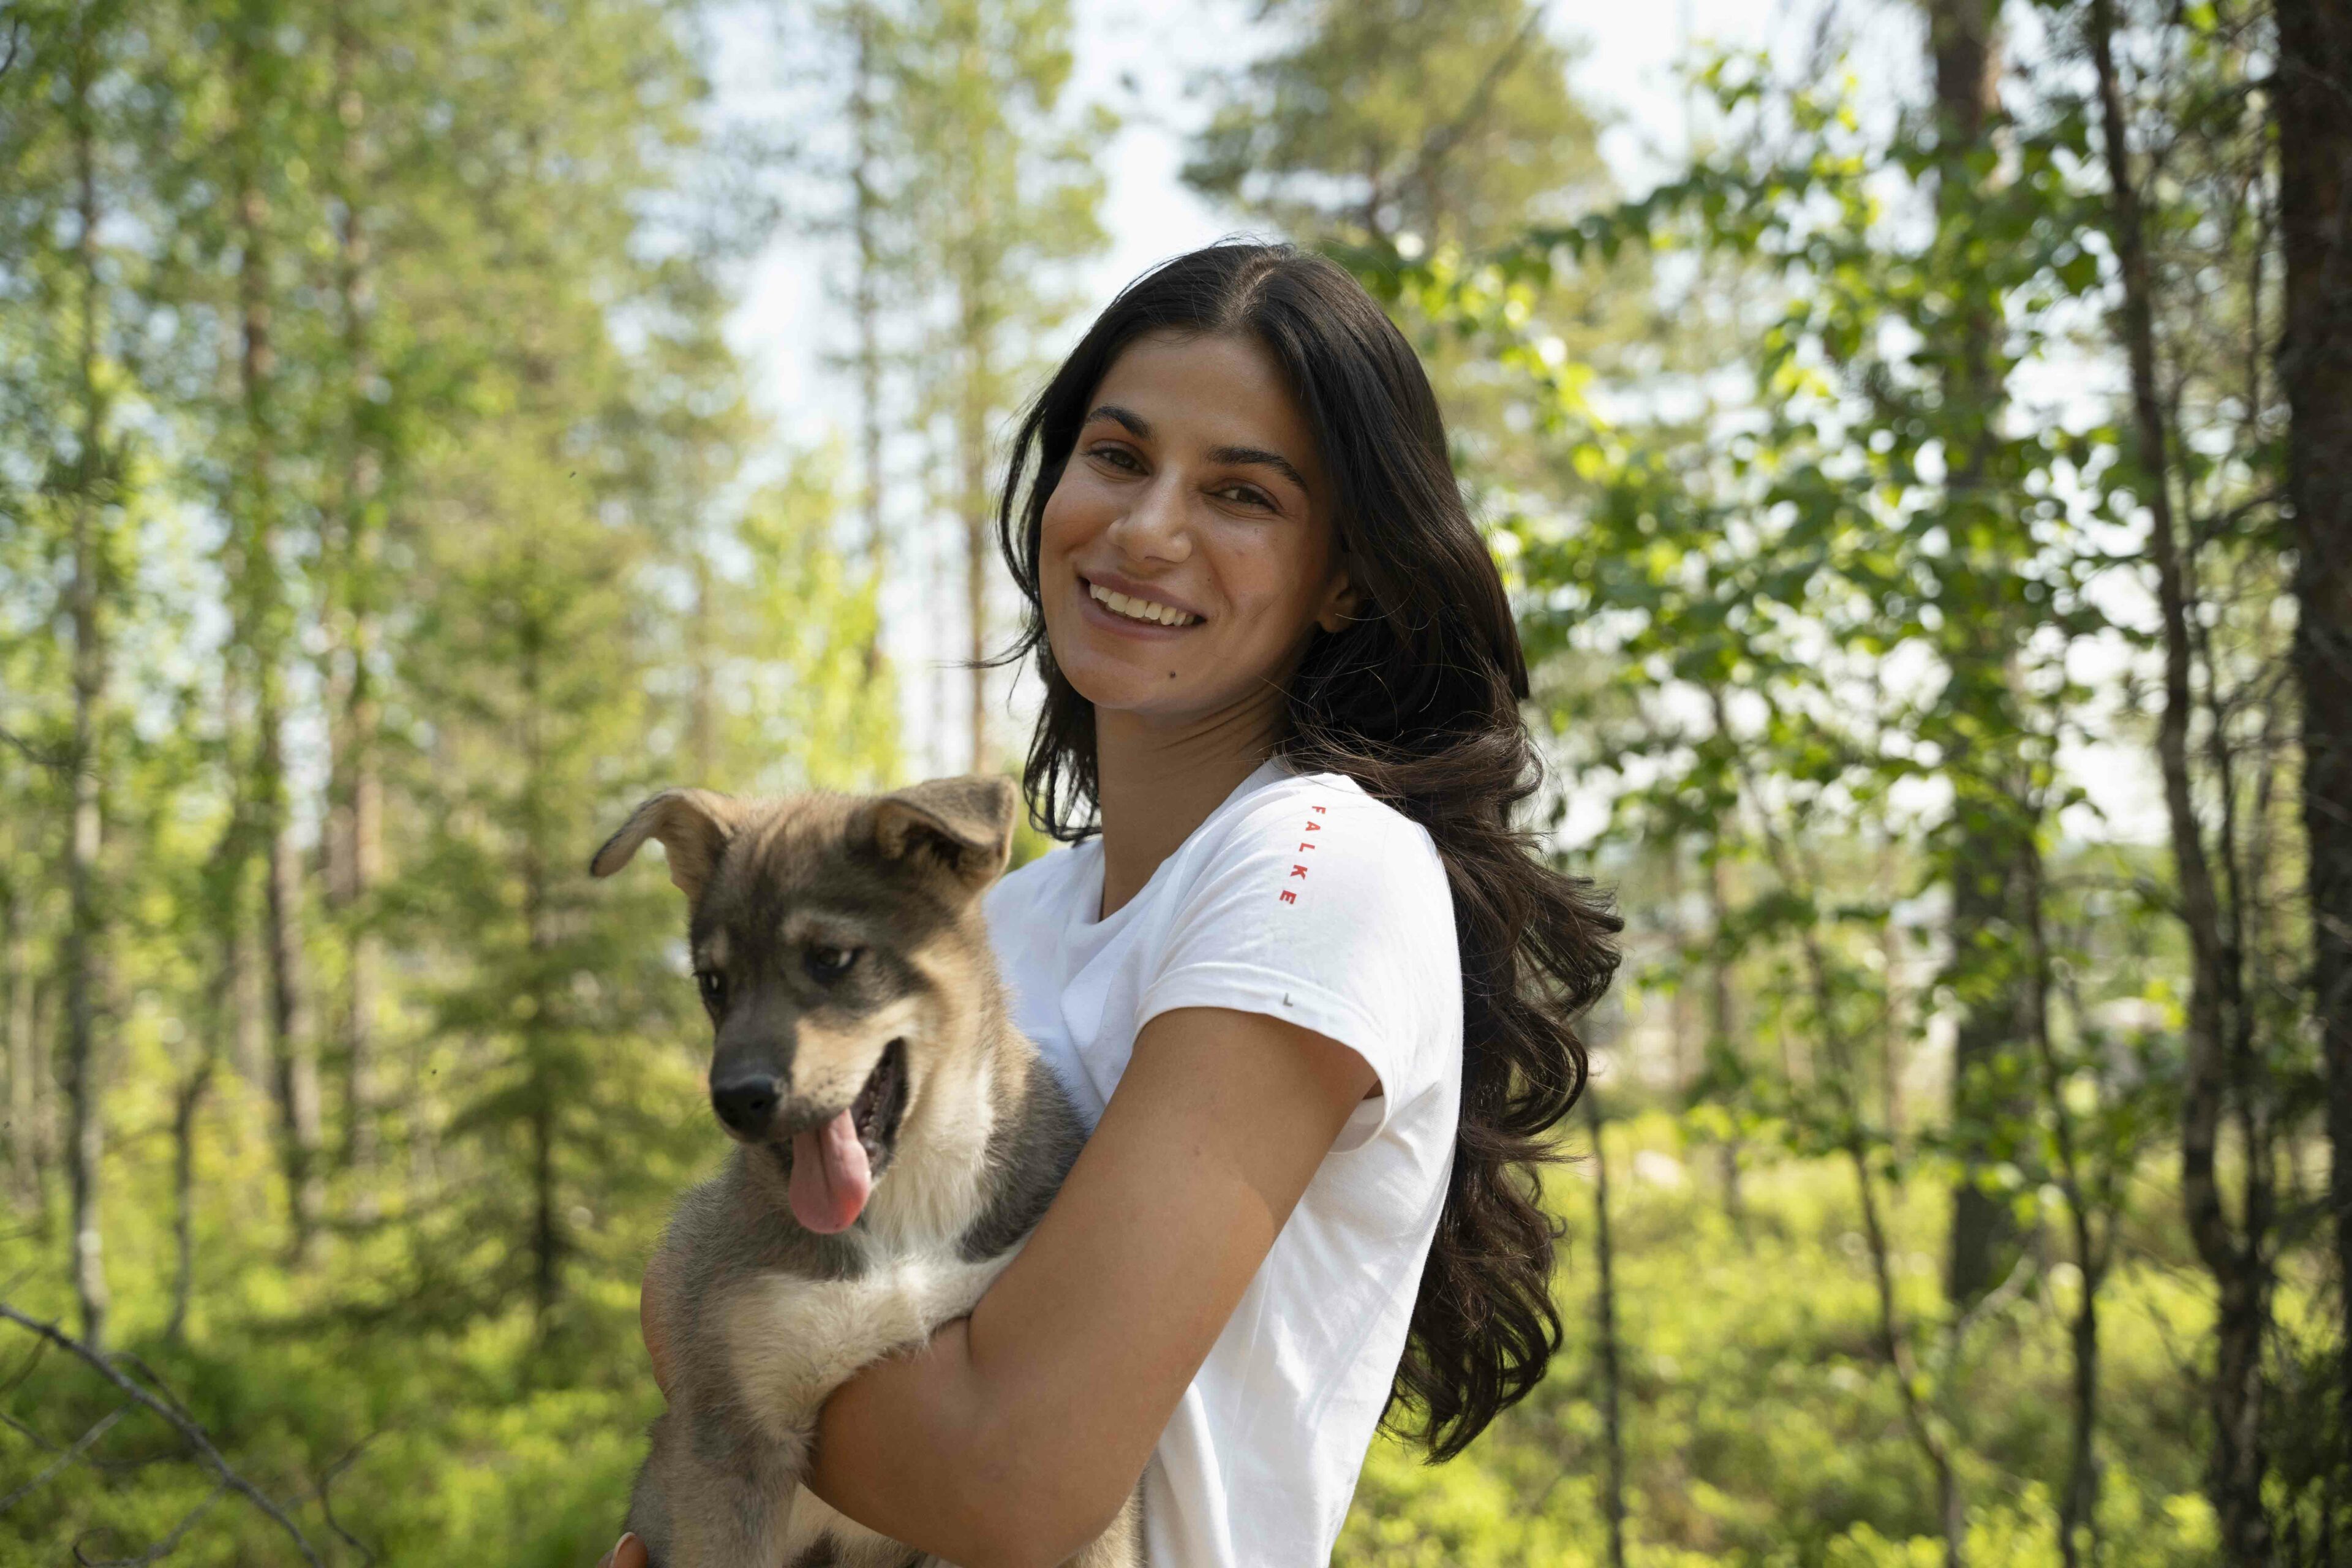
[721, 1256, 1009, 1443]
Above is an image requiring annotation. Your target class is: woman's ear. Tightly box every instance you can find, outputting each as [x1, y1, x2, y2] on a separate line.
[1316, 552, 1366, 635]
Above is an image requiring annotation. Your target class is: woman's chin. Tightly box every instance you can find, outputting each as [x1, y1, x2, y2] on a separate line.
[1066, 669, 1193, 718]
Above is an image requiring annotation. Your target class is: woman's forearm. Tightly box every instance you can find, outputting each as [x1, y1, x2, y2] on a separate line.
[807, 1316, 1125, 1568]
[802, 1005, 1376, 1566]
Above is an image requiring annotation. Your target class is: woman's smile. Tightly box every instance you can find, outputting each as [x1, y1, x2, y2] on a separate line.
[1076, 570, 1205, 634]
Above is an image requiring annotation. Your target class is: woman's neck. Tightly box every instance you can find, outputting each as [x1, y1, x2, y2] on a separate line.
[1093, 695, 1284, 921]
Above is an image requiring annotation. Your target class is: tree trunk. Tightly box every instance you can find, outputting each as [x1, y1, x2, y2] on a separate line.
[960, 290, 992, 775]
[2087, 1, 2270, 1556]
[521, 620, 564, 1322]
[232, 22, 324, 1265]
[266, 784, 323, 1261]
[1591, 1099, 1629, 1568]
[328, 1, 385, 1212]
[5, 876, 38, 1207]
[1664, 845, 1695, 1091]
[344, 726, 382, 1200]
[1713, 687, 1962, 1562]
[230, 912, 268, 1093]
[62, 18, 112, 1352]
[26, 980, 56, 1230]
[532, 1065, 558, 1319]
[1706, 848, 1745, 1237]
[2062, 1247, 2101, 1568]
[1925, 0, 2033, 1311]
[165, 1051, 216, 1345]
[1858, 1136, 1964, 1568]
[2026, 842, 2103, 1568]
[854, 0, 889, 685]
[2273, 0, 2352, 1493]
[688, 543, 717, 781]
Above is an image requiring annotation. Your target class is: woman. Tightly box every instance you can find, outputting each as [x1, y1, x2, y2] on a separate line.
[604, 240, 1620, 1567]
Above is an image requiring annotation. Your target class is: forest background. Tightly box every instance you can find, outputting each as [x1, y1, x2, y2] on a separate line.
[2, 0, 2348, 1564]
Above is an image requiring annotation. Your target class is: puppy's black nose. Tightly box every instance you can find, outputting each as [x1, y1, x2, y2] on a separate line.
[710, 1073, 781, 1137]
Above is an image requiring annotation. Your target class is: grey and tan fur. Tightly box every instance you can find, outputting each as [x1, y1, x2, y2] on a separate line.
[590, 775, 1142, 1568]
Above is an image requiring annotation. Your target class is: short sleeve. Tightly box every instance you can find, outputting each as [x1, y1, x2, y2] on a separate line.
[1135, 778, 1460, 1152]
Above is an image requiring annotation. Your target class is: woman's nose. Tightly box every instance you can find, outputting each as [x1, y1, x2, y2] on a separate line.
[1104, 473, 1192, 563]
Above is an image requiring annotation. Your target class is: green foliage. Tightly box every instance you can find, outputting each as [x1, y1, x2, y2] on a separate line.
[1337, 1116, 2230, 1568]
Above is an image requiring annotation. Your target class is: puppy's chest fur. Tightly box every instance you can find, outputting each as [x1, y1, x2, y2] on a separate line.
[725, 1233, 1018, 1567]
[720, 1226, 1017, 1454]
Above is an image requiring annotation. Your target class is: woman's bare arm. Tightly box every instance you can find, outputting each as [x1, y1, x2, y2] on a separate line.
[799, 1002, 1377, 1568]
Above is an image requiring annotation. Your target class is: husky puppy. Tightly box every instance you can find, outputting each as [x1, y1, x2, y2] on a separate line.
[590, 775, 1140, 1568]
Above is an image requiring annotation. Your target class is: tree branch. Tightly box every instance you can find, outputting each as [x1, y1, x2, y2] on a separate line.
[75, 1480, 226, 1567]
[0, 726, 77, 772]
[1400, 5, 1549, 199]
[0, 1302, 325, 1566]
[0, 1406, 128, 1513]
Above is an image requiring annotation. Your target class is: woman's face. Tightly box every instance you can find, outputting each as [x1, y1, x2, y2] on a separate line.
[1037, 330, 1359, 731]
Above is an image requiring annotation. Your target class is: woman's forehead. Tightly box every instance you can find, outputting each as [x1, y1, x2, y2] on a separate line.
[1090, 332, 1322, 481]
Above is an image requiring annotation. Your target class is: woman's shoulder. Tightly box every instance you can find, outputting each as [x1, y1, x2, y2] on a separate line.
[1212, 767, 1444, 876]
[1187, 766, 1455, 937]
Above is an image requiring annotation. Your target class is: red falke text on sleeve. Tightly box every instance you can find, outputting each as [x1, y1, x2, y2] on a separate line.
[1277, 804, 1329, 904]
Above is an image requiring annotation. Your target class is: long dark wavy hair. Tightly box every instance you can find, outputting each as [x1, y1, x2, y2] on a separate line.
[992, 239, 1624, 1461]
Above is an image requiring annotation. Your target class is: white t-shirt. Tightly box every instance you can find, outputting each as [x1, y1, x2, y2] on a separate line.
[982, 755, 1463, 1566]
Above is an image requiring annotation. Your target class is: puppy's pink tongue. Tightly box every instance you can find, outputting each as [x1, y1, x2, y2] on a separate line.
[788, 1109, 872, 1234]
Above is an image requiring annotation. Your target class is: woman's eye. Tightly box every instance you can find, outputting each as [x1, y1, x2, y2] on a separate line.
[1216, 484, 1275, 510]
[1089, 445, 1142, 471]
[696, 970, 726, 1011]
[804, 945, 861, 983]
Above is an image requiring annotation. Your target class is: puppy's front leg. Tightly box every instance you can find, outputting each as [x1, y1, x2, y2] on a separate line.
[722, 1254, 1012, 1458]
[632, 1408, 796, 1568]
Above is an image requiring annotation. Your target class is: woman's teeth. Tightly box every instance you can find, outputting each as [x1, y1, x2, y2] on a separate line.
[1088, 581, 1197, 627]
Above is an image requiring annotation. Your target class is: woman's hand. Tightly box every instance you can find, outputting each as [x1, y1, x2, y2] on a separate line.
[595, 1267, 679, 1567]
[641, 1267, 676, 1400]
[595, 1534, 647, 1568]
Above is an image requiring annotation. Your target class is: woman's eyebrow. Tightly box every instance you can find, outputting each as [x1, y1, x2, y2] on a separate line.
[1205, 444, 1308, 493]
[1085, 402, 1151, 438]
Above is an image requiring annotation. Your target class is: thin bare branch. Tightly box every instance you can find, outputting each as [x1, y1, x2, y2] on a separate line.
[74, 1480, 227, 1567]
[315, 1435, 380, 1568]
[0, 726, 75, 772]
[0, 1302, 325, 1567]
[0, 1406, 127, 1514]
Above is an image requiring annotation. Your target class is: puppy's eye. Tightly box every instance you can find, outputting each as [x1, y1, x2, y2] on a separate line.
[695, 970, 727, 1011]
[803, 945, 860, 983]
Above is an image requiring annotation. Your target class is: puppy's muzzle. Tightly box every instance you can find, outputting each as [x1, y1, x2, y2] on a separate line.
[707, 1039, 911, 1156]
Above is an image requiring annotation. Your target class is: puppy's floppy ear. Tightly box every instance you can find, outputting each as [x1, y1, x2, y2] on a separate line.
[870, 774, 1019, 891]
[590, 788, 744, 902]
